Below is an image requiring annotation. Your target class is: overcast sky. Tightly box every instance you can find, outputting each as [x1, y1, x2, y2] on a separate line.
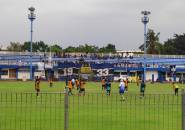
[0, 0, 185, 50]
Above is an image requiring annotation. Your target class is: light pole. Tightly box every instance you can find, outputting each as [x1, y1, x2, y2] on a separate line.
[28, 7, 36, 80]
[141, 10, 150, 82]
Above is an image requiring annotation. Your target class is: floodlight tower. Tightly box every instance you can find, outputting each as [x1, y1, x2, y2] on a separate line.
[141, 10, 150, 82]
[28, 7, 36, 80]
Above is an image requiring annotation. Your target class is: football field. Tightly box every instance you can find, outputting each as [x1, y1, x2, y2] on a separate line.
[0, 81, 183, 130]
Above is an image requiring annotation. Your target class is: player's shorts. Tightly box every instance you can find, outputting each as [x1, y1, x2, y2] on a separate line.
[119, 90, 124, 94]
[36, 89, 40, 92]
[140, 88, 145, 92]
[76, 85, 79, 89]
[102, 85, 105, 89]
[107, 90, 110, 93]
[80, 88, 85, 92]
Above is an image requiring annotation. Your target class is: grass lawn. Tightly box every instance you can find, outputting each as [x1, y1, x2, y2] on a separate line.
[0, 81, 183, 130]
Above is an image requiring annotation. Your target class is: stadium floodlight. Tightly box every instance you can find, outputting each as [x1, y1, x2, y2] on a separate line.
[28, 7, 36, 80]
[141, 10, 150, 82]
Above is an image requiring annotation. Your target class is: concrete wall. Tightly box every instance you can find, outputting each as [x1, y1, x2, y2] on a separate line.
[54, 70, 59, 79]
[18, 72, 30, 80]
[146, 71, 158, 81]
[34, 71, 44, 77]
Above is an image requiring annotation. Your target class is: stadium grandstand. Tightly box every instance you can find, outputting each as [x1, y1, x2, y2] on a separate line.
[0, 51, 185, 82]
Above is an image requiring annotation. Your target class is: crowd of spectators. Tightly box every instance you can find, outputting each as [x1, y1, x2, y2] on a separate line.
[53, 52, 134, 59]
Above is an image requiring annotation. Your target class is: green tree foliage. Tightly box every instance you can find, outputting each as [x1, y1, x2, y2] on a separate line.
[155, 42, 164, 54]
[5, 41, 117, 53]
[139, 32, 185, 55]
[22, 41, 49, 52]
[82, 44, 98, 53]
[162, 34, 185, 55]
[74, 44, 94, 53]
[50, 44, 62, 52]
[64, 43, 116, 53]
[7, 42, 23, 52]
[106, 44, 116, 53]
[139, 29, 161, 54]
[36, 41, 48, 52]
[21, 42, 29, 51]
[64, 46, 77, 52]
[146, 29, 160, 54]
[99, 44, 116, 53]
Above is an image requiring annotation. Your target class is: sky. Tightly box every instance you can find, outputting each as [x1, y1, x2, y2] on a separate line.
[0, 0, 185, 50]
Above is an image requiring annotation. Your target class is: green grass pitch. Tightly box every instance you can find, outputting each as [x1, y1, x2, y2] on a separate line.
[0, 81, 183, 130]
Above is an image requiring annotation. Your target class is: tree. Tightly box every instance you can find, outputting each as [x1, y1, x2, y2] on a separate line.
[162, 34, 185, 55]
[99, 43, 116, 53]
[21, 42, 30, 51]
[64, 46, 77, 52]
[155, 42, 164, 54]
[64, 44, 99, 53]
[7, 42, 23, 51]
[99, 47, 106, 53]
[80, 44, 98, 53]
[50, 44, 62, 52]
[139, 29, 161, 54]
[22, 41, 49, 52]
[105, 44, 116, 53]
[35, 41, 49, 52]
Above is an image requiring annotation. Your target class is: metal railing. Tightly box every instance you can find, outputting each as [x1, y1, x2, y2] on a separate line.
[0, 92, 184, 130]
[0, 51, 49, 56]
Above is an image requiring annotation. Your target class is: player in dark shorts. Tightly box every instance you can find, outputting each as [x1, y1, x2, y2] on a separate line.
[49, 78, 53, 87]
[140, 80, 146, 97]
[172, 82, 179, 96]
[136, 76, 139, 86]
[79, 80, 85, 96]
[75, 79, 80, 90]
[35, 76, 41, 96]
[125, 78, 129, 91]
[68, 80, 73, 95]
[105, 79, 111, 96]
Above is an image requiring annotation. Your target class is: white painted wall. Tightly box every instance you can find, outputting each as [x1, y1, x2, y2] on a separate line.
[34, 71, 44, 77]
[1, 75, 9, 79]
[18, 72, 30, 80]
[54, 70, 59, 78]
[146, 71, 158, 81]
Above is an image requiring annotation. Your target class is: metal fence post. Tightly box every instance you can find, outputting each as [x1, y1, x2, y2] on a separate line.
[182, 89, 185, 130]
[64, 86, 69, 130]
